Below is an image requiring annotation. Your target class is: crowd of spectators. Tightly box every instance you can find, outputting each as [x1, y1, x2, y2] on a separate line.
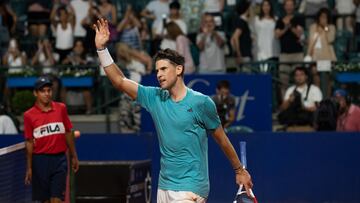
[0, 0, 359, 133]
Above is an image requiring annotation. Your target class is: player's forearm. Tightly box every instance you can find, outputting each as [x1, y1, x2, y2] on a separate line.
[25, 140, 33, 170]
[213, 127, 243, 170]
[65, 132, 78, 158]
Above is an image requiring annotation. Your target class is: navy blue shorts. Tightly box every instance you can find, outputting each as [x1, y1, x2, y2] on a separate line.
[32, 153, 67, 201]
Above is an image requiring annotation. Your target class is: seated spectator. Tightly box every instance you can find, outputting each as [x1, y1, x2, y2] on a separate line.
[117, 5, 143, 50]
[278, 67, 323, 128]
[0, 1, 17, 35]
[27, 0, 51, 37]
[333, 89, 360, 132]
[162, 22, 195, 74]
[196, 13, 226, 73]
[230, 1, 252, 73]
[335, 0, 356, 33]
[0, 103, 18, 134]
[314, 98, 339, 131]
[50, 4, 75, 62]
[31, 38, 61, 100]
[115, 43, 152, 133]
[2, 38, 27, 72]
[61, 39, 94, 114]
[211, 80, 236, 128]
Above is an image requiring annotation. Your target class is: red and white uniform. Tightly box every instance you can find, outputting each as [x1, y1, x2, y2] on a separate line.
[24, 102, 73, 154]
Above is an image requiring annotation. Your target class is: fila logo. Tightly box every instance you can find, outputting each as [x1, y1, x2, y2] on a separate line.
[33, 122, 65, 138]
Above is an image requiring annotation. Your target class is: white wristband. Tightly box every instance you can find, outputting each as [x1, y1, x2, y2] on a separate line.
[97, 48, 114, 68]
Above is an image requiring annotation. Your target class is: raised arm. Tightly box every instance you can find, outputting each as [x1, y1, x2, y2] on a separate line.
[93, 18, 138, 99]
[212, 125, 253, 196]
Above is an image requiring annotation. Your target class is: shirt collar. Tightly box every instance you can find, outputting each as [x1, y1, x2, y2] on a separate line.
[34, 101, 56, 112]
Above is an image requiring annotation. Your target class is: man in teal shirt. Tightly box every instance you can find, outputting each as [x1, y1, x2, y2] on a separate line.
[94, 18, 253, 202]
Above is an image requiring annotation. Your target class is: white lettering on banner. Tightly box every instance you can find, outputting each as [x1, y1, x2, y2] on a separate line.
[187, 79, 210, 89]
[235, 90, 255, 121]
[33, 122, 66, 138]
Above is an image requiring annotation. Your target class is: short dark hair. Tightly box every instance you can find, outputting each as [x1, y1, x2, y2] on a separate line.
[154, 49, 185, 76]
[236, 0, 250, 15]
[293, 66, 309, 77]
[216, 80, 231, 90]
[170, 1, 181, 10]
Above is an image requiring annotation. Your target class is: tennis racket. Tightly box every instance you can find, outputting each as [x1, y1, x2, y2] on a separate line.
[233, 141, 258, 203]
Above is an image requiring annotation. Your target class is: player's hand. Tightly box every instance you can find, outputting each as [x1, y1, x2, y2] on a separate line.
[25, 168, 32, 185]
[72, 156, 79, 173]
[93, 18, 110, 49]
[236, 168, 253, 197]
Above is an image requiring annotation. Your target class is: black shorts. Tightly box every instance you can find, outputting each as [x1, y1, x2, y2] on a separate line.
[32, 153, 67, 201]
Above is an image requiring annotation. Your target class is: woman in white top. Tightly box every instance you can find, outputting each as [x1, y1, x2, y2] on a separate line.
[254, 0, 279, 61]
[254, 0, 279, 72]
[164, 22, 195, 74]
[2, 38, 27, 70]
[50, 5, 75, 62]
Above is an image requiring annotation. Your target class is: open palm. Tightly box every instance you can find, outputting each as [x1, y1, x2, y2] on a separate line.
[93, 18, 110, 49]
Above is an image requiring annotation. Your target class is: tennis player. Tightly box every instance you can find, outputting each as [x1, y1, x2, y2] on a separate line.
[94, 18, 253, 202]
[23, 76, 79, 203]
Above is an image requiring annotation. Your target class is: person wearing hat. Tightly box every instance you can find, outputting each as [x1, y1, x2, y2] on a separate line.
[23, 76, 79, 203]
[333, 89, 360, 132]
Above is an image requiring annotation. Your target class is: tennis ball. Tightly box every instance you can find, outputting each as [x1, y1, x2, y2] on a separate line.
[74, 130, 81, 138]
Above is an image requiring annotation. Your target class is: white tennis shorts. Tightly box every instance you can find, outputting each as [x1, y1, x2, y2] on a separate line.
[157, 189, 206, 203]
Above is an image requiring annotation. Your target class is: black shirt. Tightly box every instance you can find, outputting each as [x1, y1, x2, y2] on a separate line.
[234, 17, 252, 58]
[275, 15, 304, 54]
[212, 94, 236, 126]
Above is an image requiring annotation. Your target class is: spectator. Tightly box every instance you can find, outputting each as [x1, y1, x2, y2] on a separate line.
[50, 5, 75, 62]
[27, 0, 51, 37]
[154, 1, 187, 38]
[334, 89, 360, 132]
[211, 80, 236, 128]
[298, 0, 328, 27]
[117, 4, 143, 50]
[335, 0, 356, 33]
[71, 0, 91, 40]
[254, 0, 279, 71]
[275, 0, 305, 97]
[81, 4, 102, 54]
[314, 98, 339, 131]
[2, 38, 27, 71]
[141, 0, 170, 36]
[230, 1, 253, 73]
[98, 0, 117, 41]
[31, 38, 61, 100]
[115, 43, 152, 133]
[202, 0, 225, 29]
[278, 67, 323, 129]
[163, 22, 195, 74]
[61, 39, 94, 114]
[0, 1, 17, 35]
[196, 13, 226, 73]
[307, 8, 336, 97]
[0, 103, 18, 134]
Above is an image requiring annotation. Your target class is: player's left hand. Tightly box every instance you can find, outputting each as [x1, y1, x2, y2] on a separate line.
[236, 168, 253, 197]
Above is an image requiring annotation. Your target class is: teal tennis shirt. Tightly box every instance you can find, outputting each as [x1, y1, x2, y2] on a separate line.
[136, 85, 221, 198]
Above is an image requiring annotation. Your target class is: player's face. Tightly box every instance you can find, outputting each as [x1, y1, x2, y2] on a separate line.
[155, 59, 182, 89]
[34, 86, 53, 105]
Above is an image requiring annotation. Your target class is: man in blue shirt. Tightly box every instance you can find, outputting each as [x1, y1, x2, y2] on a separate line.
[94, 18, 253, 202]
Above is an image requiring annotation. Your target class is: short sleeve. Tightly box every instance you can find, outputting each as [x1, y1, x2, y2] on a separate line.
[136, 85, 158, 111]
[61, 104, 73, 132]
[23, 113, 33, 139]
[284, 86, 294, 101]
[201, 96, 221, 130]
